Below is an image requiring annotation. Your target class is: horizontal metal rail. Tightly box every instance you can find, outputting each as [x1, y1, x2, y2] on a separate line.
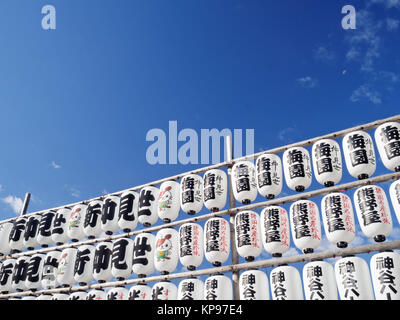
[1, 240, 399, 299]
[1, 171, 399, 262]
[1, 114, 399, 225]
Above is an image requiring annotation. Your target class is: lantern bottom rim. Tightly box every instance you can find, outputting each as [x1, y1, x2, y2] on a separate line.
[337, 241, 348, 248]
[358, 174, 369, 180]
[374, 235, 386, 242]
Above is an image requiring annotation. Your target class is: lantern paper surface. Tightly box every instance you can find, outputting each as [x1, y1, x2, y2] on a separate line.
[22, 296, 37, 300]
[93, 241, 113, 283]
[260, 206, 290, 257]
[67, 204, 87, 242]
[303, 261, 338, 300]
[180, 174, 203, 215]
[154, 228, 179, 274]
[239, 270, 269, 300]
[107, 287, 129, 300]
[86, 289, 107, 300]
[57, 247, 78, 286]
[9, 217, 26, 253]
[179, 223, 204, 270]
[23, 214, 40, 250]
[389, 179, 400, 224]
[138, 186, 160, 227]
[370, 251, 400, 300]
[235, 211, 262, 261]
[42, 250, 61, 289]
[36, 294, 52, 300]
[343, 130, 376, 180]
[129, 284, 152, 300]
[335, 256, 374, 300]
[12, 256, 30, 291]
[232, 161, 257, 204]
[354, 185, 393, 242]
[177, 278, 204, 300]
[51, 293, 69, 300]
[270, 265, 304, 300]
[52, 208, 71, 245]
[118, 191, 139, 232]
[312, 139, 342, 187]
[83, 200, 103, 239]
[74, 244, 95, 285]
[152, 281, 178, 300]
[0, 259, 16, 293]
[37, 211, 55, 247]
[204, 275, 233, 300]
[111, 237, 134, 280]
[101, 195, 120, 235]
[158, 181, 180, 223]
[204, 217, 230, 266]
[283, 147, 312, 192]
[25, 253, 45, 290]
[0, 222, 13, 255]
[321, 193, 356, 248]
[132, 232, 155, 277]
[374, 122, 400, 172]
[68, 291, 88, 300]
[289, 200, 322, 253]
[256, 154, 283, 199]
[203, 169, 227, 212]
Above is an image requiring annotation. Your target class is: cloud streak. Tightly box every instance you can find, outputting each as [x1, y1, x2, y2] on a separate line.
[2, 195, 23, 215]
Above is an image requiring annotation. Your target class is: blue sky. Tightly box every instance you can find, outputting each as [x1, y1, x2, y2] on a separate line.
[0, 0, 400, 298]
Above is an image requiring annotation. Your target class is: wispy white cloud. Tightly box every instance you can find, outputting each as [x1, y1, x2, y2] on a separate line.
[296, 76, 318, 88]
[350, 84, 382, 104]
[101, 189, 109, 195]
[0, 185, 3, 193]
[51, 161, 61, 169]
[386, 18, 400, 30]
[314, 46, 335, 62]
[2, 195, 23, 215]
[65, 185, 80, 198]
[278, 126, 296, 142]
[368, 0, 400, 9]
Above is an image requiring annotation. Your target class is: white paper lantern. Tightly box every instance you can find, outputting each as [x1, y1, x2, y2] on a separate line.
[68, 291, 88, 300]
[270, 265, 304, 300]
[9, 217, 26, 253]
[138, 186, 159, 227]
[354, 185, 393, 242]
[0, 258, 16, 293]
[177, 278, 204, 300]
[370, 251, 400, 300]
[283, 147, 313, 192]
[235, 211, 262, 261]
[51, 208, 71, 245]
[389, 179, 400, 224]
[203, 169, 228, 212]
[57, 247, 78, 287]
[303, 260, 338, 300]
[111, 237, 134, 280]
[0, 222, 13, 256]
[83, 200, 103, 239]
[128, 284, 152, 300]
[181, 174, 203, 215]
[36, 294, 52, 300]
[107, 287, 129, 300]
[132, 232, 155, 277]
[321, 193, 356, 248]
[118, 191, 139, 232]
[289, 200, 322, 253]
[239, 270, 269, 300]
[86, 289, 107, 300]
[21, 296, 36, 300]
[156, 181, 180, 223]
[37, 211, 55, 247]
[204, 217, 230, 267]
[74, 244, 95, 285]
[25, 253, 45, 290]
[154, 228, 179, 275]
[42, 250, 61, 289]
[51, 293, 69, 300]
[232, 161, 257, 204]
[93, 241, 113, 283]
[152, 281, 177, 300]
[101, 195, 120, 235]
[204, 274, 233, 300]
[260, 206, 290, 257]
[67, 204, 87, 242]
[312, 139, 343, 187]
[343, 130, 376, 180]
[374, 122, 400, 172]
[256, 154, 283, 199]
[179, 223, 204, 271]
[12, 256, 30, 292]
[335, 256, 374, 300]
[23, 214, 40, 250]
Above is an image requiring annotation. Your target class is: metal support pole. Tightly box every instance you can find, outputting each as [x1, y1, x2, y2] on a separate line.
[19, 193, 31, 216]
[226, 135, 240, 300]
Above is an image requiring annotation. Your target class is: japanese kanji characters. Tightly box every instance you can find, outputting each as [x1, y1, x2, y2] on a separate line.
[389, 179, 400, 224]
[370, 251, 400, 300]
[312, 139, 342, 187]
[9, 217, 27, 253]
[234, 211, 262, 262]
[132, 232, 155, 277]
[0, 258, 16, 293]
[231, 161, 257, 204]
[179, 223, 204, 271]
[343, 130, 376, 180]
[256, 154, 283, 199]
[283, 147, 312, 192]
[270, 265, 303, 300]
[152, 281, 177, 300]
[101, 195, 120, 235]
[204, 217, 230, 267]
[74, 244, 95, 285]
[204, 274, 233, 300]
[12, 256, 30, 291]
[111, 237, 133, 280]
[158, 181, 180, 223]
[303, 260, 338, 300]
[138, 186, 160, 227]
[83, 200, 103, 239]
[25, 253, 45, 290]
[239, 270, 269, 300]
[68, 290, 88, 300]
[86, 289, 107, 300]
[52, 208, 71, 245]
[41, 250, 60, 289]
[128, 284, 151, 300]
[203, 169, 227, 212]
[93, 241, 113, 283]
[118, 191, 139, 232]
[177, 278, 204, 300]
[180, 174, 203, 215]
[23, 214, 40, 250]
[375, 122, 400, 172]
[107, 286, 128, 300]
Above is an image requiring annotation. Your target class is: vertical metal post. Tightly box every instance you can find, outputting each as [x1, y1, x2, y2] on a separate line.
[225, 135, 240, 300]
[20, 193, 31, 216]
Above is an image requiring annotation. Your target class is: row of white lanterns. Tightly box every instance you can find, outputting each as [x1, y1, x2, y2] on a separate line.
[6, 250, 400, 300]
